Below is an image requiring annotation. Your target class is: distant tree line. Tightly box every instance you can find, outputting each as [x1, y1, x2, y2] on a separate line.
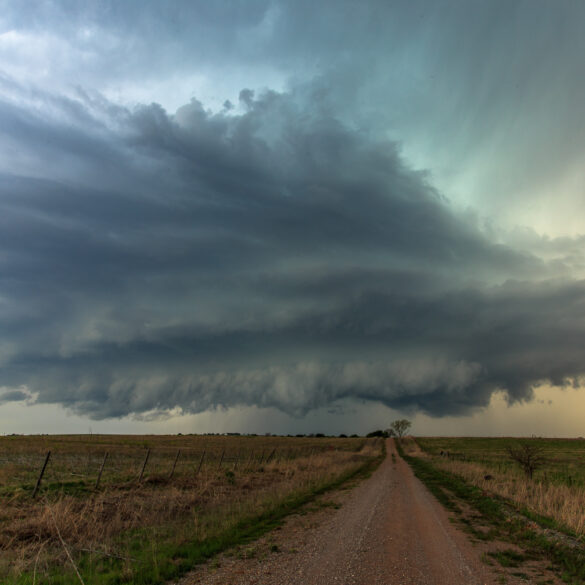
[366, 419, 412, 439]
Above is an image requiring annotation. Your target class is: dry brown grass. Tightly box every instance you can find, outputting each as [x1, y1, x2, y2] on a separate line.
[0, 433, 366, 488]
[431, 458, 585, 536]
[398, 436, 425, 457]
[0, 436, 381, 582]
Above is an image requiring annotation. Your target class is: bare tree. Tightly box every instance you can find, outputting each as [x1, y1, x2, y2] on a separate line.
[507, 441, 546, 480]
[390, 419, 411, 438]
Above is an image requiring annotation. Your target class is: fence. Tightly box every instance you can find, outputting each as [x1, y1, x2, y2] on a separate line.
[0, 436, 369, 498]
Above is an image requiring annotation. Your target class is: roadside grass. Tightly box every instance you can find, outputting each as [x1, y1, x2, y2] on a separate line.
[416, 436, 585, 488]
[396, 439, 585, 584]
[416, 437, 585, 537]
[488, 549, 528, 568]
[0, 436, 384, 585]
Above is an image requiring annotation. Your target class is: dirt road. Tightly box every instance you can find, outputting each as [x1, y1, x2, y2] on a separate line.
[179, 439, 558, 585]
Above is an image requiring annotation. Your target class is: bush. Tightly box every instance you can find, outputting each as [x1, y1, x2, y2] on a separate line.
[507, 441, 546, 480]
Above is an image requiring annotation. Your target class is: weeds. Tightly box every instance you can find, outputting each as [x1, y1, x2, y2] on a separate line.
[416, 437, 585, 537]
[488, 549, 527, 568]
[397, 440, 585, 585]
[0, 436, 382, 584]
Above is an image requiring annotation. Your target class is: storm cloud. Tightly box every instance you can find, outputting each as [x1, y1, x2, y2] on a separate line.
[0, 78, 582, 420]
[1, 1, 585, 424]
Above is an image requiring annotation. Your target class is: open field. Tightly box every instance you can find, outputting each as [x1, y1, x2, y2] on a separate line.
[415, 437, 585, 537]
[0, 434, 383, 585]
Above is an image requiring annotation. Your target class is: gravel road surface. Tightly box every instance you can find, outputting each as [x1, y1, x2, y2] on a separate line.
[178, 439, 559, 585]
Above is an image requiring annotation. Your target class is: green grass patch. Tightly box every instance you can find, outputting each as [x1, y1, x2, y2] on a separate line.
[488, 549, 527, 568]
[416, 437, 585, 487]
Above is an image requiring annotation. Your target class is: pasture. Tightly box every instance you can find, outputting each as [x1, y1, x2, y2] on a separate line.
[0, 434, 383, 585]
[415, 437, 585, 536]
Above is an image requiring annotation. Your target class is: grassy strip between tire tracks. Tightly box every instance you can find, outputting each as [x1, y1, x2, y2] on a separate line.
[12, 446, 385, 585]
[396, 440, 585, 585]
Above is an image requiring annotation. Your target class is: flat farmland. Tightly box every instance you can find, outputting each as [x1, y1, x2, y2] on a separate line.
[0, 434, 383, 585]
[415, 437, 585, 536]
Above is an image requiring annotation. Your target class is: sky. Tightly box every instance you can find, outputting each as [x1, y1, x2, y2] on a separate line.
[1, 0, 585, 436]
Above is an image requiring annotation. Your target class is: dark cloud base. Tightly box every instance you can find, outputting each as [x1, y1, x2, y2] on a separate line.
[1, 79, 584, 421]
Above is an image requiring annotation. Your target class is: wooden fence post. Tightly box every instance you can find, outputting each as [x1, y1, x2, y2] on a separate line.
[217, 450, 225, 469]
[138, 449, 150, 482]
[196, 450, 206, 474]
[95, 451, 109, 489]
[169, 450, 181, 479]
[32, 450, 51, 498]
[265, 448, 276, 463]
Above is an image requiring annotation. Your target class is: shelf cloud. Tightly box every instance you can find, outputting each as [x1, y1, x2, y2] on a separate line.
[1, 78, 584, 420]
[1, 1, 585, 427]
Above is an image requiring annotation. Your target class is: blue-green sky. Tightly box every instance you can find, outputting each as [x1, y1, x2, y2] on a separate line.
[2, 1, 585, 436]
